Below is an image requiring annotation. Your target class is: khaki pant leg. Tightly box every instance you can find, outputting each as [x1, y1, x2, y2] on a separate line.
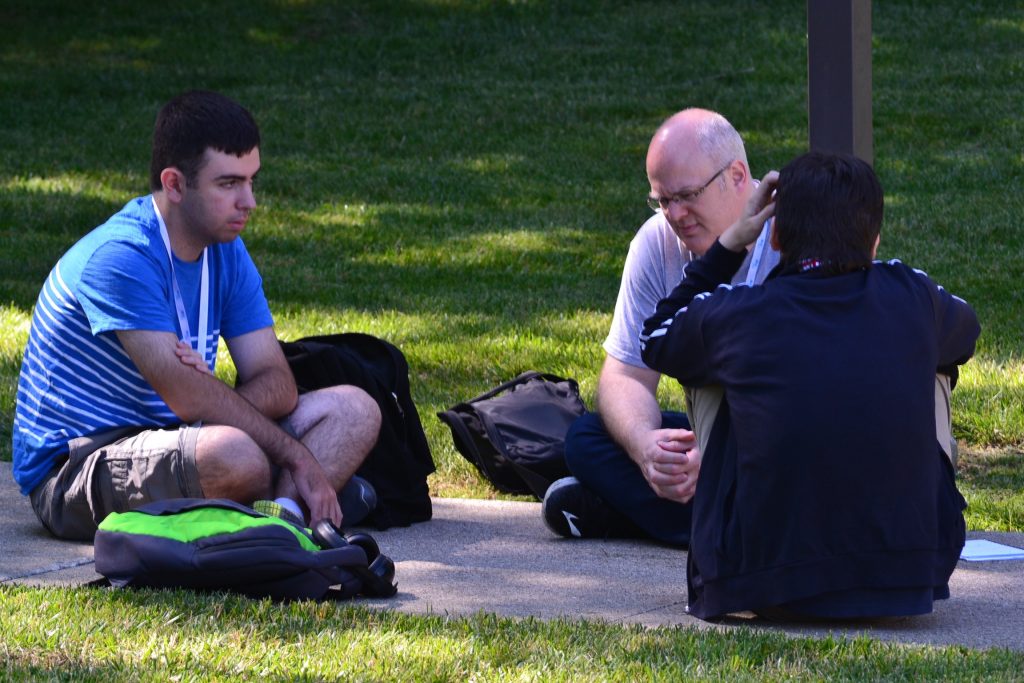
[936, 374, 955, 466]
[684, 376, 954, 467]
[684, 385, 725, 458]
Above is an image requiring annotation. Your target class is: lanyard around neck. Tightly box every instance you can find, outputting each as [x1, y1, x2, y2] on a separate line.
[745, 219, 772, 286]
[153, 198, 210, 366]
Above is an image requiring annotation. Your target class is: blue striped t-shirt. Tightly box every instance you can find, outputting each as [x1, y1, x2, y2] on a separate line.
[12, 196, 273, 494]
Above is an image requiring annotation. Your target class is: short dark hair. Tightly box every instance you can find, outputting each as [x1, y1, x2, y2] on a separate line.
[774, 151, 883, 274]
[149, 90, 261, 191]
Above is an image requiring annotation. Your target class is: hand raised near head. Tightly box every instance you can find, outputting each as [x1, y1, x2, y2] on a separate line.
[720, 170, 779, 252]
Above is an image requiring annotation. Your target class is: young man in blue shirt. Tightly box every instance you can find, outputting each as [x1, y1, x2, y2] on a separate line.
[14, 91, 380, 539]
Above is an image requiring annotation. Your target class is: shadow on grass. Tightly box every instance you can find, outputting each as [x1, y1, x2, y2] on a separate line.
[0, 184, 629, 318]
[0, 188, 127, 306]
[0, 0, 811, 316]
[958, 448, 1024, 494]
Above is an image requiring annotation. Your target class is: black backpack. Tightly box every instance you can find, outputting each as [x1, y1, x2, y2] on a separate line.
[280, 333, 436, 529]
[437, 372, 586, 499]
[94, 498, 397, 601]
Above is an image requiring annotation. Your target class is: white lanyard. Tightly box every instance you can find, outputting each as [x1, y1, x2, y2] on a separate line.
[153, 199, 210, 366]
[745, 219, 772, 286]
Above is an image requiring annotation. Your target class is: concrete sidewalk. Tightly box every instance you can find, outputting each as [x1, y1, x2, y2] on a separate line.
[3, 461, 1023, 652]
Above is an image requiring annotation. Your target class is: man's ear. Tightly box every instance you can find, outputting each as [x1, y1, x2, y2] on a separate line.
[160, 168, 186, 203]
[770, 219, 780, 250]
[728, 159, 749, 189]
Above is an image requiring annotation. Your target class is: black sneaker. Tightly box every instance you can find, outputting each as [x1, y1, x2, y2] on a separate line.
[339, 475, 378, 527]
[542, 476, 638, 539]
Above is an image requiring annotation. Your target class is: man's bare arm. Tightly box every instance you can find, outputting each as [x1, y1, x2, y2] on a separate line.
[596, 355, 664, 459]
[226, 327, 298, 419]
[597, 355, 700, 503]
[116, 329, 341, 524]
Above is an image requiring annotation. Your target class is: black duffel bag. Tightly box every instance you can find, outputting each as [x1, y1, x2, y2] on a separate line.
[438, 372, 586, 499]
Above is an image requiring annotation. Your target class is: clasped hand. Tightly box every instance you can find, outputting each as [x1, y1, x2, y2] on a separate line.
[638, 427, 701, 504]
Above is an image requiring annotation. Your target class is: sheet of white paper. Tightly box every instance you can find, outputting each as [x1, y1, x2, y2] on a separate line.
[960, 538, 1024, 561]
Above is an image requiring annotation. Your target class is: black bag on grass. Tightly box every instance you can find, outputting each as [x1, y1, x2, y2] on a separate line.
[94, 498, 394, 601]
[437, 372, 586, 499]
[279, 333, 435, 529]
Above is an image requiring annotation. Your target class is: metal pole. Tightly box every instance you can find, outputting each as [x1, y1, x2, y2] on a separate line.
[807, 0, 873, 165]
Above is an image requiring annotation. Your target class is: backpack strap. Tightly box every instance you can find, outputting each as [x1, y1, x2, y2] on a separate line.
[463, 371, 573, 404]
[506, 459, 560, 500]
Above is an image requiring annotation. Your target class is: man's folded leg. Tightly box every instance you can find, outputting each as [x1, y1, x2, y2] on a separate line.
[543, 411, 692, 546]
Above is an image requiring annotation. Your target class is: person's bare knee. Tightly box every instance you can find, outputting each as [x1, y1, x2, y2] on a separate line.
[289, 386, 381, 446]
[324, 385, 382, 453]
[284, 385, 381, 486]
[195, 425, 272, 502]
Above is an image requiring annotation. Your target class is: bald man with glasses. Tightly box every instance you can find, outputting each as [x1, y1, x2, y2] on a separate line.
[542, 108, 779, 544]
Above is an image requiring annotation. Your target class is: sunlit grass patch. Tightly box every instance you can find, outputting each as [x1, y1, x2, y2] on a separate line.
[956, 358, 1024, 447]
[3, 585, 1024, 681]
[959, 447, 1024, 532]
[1, 173, 138, 204]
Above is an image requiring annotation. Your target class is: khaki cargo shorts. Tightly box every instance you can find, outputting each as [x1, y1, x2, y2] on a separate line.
[30, 425, 204, 540]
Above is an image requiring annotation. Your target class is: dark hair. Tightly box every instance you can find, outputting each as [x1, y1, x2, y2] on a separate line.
[149, 90, 261, 191]
[773, 151, 883, 274]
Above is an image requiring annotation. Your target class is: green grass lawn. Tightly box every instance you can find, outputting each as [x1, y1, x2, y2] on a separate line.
[2, 0, 1023, 677]
[3, 586, 1024, 681]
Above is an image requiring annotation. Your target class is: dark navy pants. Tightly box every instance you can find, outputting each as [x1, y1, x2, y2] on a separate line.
[563, 411, 693, 546]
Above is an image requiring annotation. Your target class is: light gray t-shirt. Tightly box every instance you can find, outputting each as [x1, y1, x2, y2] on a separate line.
[603, 212, 779, 368]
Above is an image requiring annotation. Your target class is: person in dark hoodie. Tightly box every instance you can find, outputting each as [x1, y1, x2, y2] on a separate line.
[639, 151, 979, 620]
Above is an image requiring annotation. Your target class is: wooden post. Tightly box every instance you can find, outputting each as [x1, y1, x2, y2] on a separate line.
[807, 0, 873, 165]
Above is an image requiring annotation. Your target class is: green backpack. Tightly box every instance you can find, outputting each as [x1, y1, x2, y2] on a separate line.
[94, 498, 396, 601]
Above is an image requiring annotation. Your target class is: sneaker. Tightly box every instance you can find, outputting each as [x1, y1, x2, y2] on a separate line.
[253, 499, 306, 530]
[542, 476, 638, 539]
[339, 475, 378, 527]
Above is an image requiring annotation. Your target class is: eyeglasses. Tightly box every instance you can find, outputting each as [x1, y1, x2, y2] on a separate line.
[647, 162, 731, 212]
